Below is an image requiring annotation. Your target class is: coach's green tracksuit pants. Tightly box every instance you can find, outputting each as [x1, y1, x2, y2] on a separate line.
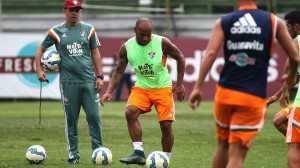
[60, 82, 102, 159]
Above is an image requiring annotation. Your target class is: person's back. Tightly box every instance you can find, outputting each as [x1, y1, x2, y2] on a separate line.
[219, 8, 274, 99]
[188, 1, 299, 168]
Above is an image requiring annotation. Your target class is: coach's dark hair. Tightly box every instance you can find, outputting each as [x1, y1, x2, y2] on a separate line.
[284, 10, 300, 25]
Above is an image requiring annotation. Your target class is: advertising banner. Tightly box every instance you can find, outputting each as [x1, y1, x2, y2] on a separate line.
[0, 33, 285, 100]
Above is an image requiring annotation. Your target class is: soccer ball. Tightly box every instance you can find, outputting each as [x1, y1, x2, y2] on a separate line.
[25, 145, 47, 164]
[91, 147, 113, 165]
[41, 50, 61, 71]
[146, 151, 169, 168]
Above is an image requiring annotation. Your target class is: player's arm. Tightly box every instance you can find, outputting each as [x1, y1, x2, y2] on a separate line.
[267, 59, 289, 107]
[36, 30, 57, 82]
[267, 87, 283, 107]
[274, 58, 299, 108]
[35, 45, 48, 82]
[109, 44, 128, 92]
[276, 18, 299, 89]
[277, 25, 300, 107]
[188, 18, 224, 109]
[273, 111, 288, 136]
[91, 47, 104, 92]
[162, 37, 186, 101]
[100, 44, 128, 105]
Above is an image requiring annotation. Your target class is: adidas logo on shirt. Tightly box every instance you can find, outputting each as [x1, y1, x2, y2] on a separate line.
[230, 13, 261, 34]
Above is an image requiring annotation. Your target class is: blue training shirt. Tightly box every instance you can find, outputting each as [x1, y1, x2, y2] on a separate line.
[219, 6, 277, 98]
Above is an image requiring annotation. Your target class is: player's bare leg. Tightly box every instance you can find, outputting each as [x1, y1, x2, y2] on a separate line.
[213, 138, 229, 168]
[160, 120, 174, 160]
[227, 142, 248, 168]
[160, 120, 174, 152]
[119, 106, 146, 165]
[125, 106, 143, 142]
[288, 143, 300, 168]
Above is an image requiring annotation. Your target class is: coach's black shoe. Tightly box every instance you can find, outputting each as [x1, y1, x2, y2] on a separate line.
[66, 158, 79, 164]
[119, 150, 146, 166]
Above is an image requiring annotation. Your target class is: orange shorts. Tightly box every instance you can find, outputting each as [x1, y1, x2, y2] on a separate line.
[280, 104, 293, 118]
[126, 87, 175, 122]
[214, 102, 267, 147]
[285, 106, 300, 143]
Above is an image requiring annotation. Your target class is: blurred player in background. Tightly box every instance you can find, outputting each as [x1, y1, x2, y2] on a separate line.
[35, 0, 104, 164]
[267, 10, 300, 168]
[100, 18, 185, 165]
[188, 0, 299, 167]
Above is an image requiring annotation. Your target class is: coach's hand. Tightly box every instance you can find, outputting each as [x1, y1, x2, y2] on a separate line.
[37, 69, 48, 82]
[95, 78, 104, 92]
[100, 93, 112, 106]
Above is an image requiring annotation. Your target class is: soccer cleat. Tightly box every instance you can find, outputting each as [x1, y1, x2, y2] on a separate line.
[119, 150, 146, 166]
[66, 158, 79, 164]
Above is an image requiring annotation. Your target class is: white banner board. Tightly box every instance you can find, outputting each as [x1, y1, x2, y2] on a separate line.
[0, 33, 60, 99]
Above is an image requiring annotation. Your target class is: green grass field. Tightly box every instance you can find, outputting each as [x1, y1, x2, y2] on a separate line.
[0, 101, 287, 168]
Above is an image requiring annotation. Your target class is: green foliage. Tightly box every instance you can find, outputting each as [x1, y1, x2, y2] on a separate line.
[0, 101, 287, 167]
